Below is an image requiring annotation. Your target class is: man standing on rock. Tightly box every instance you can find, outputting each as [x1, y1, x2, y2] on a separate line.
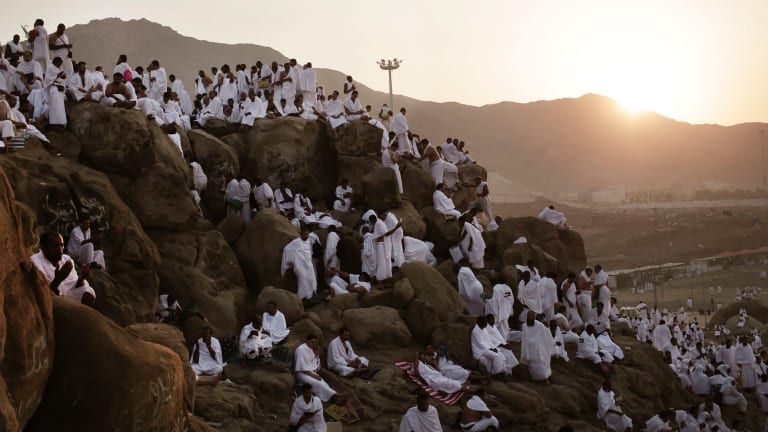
[399, 392, 443, 432]
[520, 310, 555, 383]
[31, 232, 96, 305]
[372, 211, 393, 282]
[282, 227, 318, 301]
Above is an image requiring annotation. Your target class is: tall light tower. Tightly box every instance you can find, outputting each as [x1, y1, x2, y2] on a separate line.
[377, 58, 402, 112]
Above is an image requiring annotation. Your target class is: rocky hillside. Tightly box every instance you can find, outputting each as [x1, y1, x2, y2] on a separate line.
[0, 104, 702, 432]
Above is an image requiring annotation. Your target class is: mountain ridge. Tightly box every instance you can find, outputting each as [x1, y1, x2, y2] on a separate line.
[67, 18, 768, 194]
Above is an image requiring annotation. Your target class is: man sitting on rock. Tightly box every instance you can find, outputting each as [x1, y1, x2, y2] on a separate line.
[460, 388, 499, 432]
[433, 183, 461, 218]
[327, 327, 369, 377]
[326, 268, 372, 298]
[537, 205, 569, 230]
[471, 315, 518, 378]
[289, 383, 327, 432]
[577, 324, 613, 375]
[399, 392, 443, 432]
[190, 327, 225, 383]
[239, 315, 272, 361]
[66, 214, 106, 270]
[597, 379, 633, 432]
[333, 178, 353, 212]
[295, 334, 337, 403]
[31, 232, 96, 306]
[415, 348, 472, 395]
[262, 300, 290, 344]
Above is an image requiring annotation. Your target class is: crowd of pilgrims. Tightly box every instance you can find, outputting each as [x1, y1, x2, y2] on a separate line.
[6, 19, 768, 432]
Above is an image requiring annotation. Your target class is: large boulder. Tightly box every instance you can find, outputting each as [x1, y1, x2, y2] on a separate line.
[194, 383, 257, 432]
[400, 160, 435, 210]
[421, 207, 461, 256]
[243, 117, 336, 202]
[390, 200, 427, 239]
[362, 167, 402, 210]
[400, 262, 465, 320]
[710, 300, 768, 327]
[0, 155, 160, 324]
[0, 172, 54, 431]
[149, 225, 248, 336]
[405, 299, 440, 344]
[235, 209, 299, 293]
[430, 313, 477, 366]
[188, 129, 240, 222]
[333, 121, 384, 156]
[67, 102, 198, 231]
[127, 323, 196, 412]
[337, 155, 382, 205]
[497, 217, 586, 274]
[26, 298, 188, 432]
[253, 286, 305, 324]
[342, 307, 412, 348]
[216, 213, 246, 245]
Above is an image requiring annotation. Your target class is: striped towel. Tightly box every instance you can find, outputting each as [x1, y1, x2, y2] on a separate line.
[393, 361, 464, 406]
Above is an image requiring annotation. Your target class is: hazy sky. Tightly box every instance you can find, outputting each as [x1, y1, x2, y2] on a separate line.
[3, 0, 767, 125]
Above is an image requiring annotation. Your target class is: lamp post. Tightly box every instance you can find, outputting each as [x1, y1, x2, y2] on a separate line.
[377, 58, 402, 112]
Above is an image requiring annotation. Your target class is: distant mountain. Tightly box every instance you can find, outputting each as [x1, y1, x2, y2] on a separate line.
[68, 18, 768, 194]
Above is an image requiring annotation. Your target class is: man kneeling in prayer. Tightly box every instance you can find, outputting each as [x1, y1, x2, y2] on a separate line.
[327, 327, 369, 377]
[399, 392, 443, 432]
[239, 315, 272, 361]
[190, 327, 225, 382]
[460, 388, 499, 431]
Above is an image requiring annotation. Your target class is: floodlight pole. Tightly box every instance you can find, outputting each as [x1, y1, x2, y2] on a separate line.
[377, 58, 402, 112]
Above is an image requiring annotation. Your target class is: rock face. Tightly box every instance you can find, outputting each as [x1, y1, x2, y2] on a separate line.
[0, 171, 54, 431]
[149, 225, 248, 335]
[390, 200, 427, 239]
[243, 117, 336, 202]
[235, 209, 299, 293]
[342, 307, 412, 348]
[421, 207, 461, 256]
[334, 122, 384, 156]
[188, 129, 240, 222]
[362, 167, 402, 210]
[0, 155, 160, 325]
[497, 216, 586, 274]
[337, 155, 382, 205]
[400, 262, 466, 320]
[26, 298, 188, 432]
[68, 102, 198, 231]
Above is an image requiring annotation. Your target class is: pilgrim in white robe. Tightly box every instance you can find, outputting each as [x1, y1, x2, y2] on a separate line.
[458, 267, 486, 315]
[50, 33, 73, 76]
[252, 182, 275, 210]
[538, 206, 567, 228]
[472, 181, 492, 220]
[66, 225, 105, 269]
[190, 337, 224, 376]
[324, 231, 341, 273]
[517, 279, 543, 316]
[361, 232, 377, 277]
[520, 319, 555, 380]
[32, 25, 49, 68]
[392, 111, 413, 155]
[471, 324, 517, 375]
[460, 396, 499, 432]
[459, 222, 485, 269]
[239, 323, 272, 359]
[403, 237, 437, 266]
[385, 212, 405, 267]
[294, 342, 336, 402]
[399, 405, 443, 432]
[324, 99, 347, 128]
[241, 96, 267, 126]
[334, 185, 353, 212]
[485, 284, 514, 337]
[190, 162, 207, 192]
[44, 63, 67, 126]
[327, 335, 369, 376]
[225, 179, 252, 224]
[432, 190, 461, 218]
[577, 330, 611, 364]
[382, 148, 404, 194]
[171, 79, 194, 114]
[418, 361, 463, 394]
[293, 193, 319, 225]
[441, 142, 463, 165]
[562, 281, 583, 329]
[735, 343, 756, 389]
[553, 327, 570, 361]
[652, 325, 672, 352]
[373, 218, 393, 281]
[274, 188, 294, 215]
[597, 388, 633, 432]
[539, 276, 558, 321]
[344, 96, 364, 120]
[30, 251, 96, 303]
[197, 96, 225, 126]
[720, 378, 748, 412]
[262, 310, 290, 344]
[67, 70, 103, 102]
[597, 332, 624, 361]
[299, 68, 317, 104]
[282, 237, 317, 300]
[289, 393, 326, 432]
[218, 77, 238, 105]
